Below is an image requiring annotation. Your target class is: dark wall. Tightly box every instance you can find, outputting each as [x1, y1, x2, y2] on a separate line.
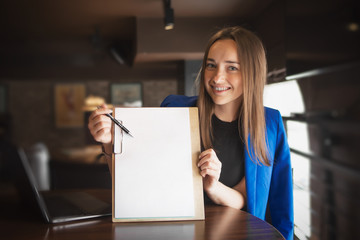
[284, 63, 360, 239]
[0, 72, 179, 153]
[282, 1, 360, 238]
[286, 0, 360, 75]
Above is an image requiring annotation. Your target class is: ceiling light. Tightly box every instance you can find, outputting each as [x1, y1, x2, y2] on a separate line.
[164, 0, 174, 30]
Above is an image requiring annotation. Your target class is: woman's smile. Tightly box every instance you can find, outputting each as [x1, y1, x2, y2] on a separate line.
[211, 85, 232, 94]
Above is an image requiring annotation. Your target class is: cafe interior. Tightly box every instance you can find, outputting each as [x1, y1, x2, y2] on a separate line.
[0, 0, 359, 239]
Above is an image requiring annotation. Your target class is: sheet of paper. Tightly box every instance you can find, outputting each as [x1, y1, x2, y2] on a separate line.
[114, 108, 195, 219]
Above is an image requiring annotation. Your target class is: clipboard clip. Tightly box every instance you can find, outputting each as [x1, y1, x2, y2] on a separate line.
[113, 119, 123, 154]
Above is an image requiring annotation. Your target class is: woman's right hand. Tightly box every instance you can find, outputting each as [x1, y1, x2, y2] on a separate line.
[198, 148, 222, 194]
[88, 104, 113, 144]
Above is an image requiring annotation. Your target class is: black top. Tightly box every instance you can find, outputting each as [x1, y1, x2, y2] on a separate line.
[204, 114, 245, 204]
[211, 114, 245, 188]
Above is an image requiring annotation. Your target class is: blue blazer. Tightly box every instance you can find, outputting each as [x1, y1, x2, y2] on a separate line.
[161, 95, 294, 240]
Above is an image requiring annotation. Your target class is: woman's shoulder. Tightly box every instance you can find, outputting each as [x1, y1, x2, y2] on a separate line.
[264, 106, 282, 126]
[264, 106, 281, 118]
[264, 107, 288, 154]
[160, 95, 198, 107]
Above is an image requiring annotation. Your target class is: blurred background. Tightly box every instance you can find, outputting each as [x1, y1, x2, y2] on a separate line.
[0, 0, 359, 239]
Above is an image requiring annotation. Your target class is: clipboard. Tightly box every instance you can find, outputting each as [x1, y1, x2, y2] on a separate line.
[111, 107, 204, 222]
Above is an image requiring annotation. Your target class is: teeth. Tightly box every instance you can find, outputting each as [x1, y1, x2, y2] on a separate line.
[215, 87, 229, 91]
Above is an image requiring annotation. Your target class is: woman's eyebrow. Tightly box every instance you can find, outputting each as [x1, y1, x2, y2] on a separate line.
[207, 58, 239, 65]
[225, 60, 240, 65]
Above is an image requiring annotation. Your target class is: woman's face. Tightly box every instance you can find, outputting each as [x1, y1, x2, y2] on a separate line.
[204, 39, 243, 111]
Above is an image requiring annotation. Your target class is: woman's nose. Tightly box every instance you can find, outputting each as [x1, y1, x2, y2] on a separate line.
[212, 68, 225, 83]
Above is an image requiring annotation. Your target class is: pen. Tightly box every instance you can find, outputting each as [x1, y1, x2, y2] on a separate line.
[97, 106, 134, 138]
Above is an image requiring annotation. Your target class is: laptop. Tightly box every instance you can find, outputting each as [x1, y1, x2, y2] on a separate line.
[14, 147, 112, 223]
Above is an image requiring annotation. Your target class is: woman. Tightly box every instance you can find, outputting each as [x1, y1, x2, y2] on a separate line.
[89, 26, 294, 239]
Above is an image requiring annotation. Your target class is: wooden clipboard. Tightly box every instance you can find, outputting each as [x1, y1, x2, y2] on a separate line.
[111, 107, 204, 222]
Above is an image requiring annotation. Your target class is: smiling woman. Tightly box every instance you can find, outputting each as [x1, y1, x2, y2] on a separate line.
[88, 26, 294, 240]
[161, 26, 294, 240]
[198, 27, 268, 164]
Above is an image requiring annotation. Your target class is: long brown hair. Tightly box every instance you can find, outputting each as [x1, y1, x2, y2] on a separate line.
[197, 26, 270, 166]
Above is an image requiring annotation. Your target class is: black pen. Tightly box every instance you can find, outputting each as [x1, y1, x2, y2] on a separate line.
[97, 106, 134, 138]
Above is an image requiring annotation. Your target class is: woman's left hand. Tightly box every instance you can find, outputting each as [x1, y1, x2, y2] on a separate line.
[198, 148, 222, 194]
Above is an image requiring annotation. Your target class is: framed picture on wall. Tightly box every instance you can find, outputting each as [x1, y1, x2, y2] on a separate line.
[54, 84, 86, 128]
[111, 83, 142, 107]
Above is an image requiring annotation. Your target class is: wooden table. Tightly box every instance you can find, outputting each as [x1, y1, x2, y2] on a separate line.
[1, 193, 284, 240]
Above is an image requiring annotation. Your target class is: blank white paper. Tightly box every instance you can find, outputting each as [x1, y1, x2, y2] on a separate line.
[114, 108, 195, 219]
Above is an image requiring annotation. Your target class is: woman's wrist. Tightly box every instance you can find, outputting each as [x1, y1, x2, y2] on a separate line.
[205, 181, 221, 200]
[205, 181, 245, 209]
[101, 143, 112, 158]
[101, 143, 113, 174]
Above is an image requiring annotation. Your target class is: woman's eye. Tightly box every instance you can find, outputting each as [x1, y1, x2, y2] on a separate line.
[206, 63, 215, 69]
[228, 66, 238, 71]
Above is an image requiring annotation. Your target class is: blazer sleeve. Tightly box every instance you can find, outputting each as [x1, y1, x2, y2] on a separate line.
[268, 110, 294, 240]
